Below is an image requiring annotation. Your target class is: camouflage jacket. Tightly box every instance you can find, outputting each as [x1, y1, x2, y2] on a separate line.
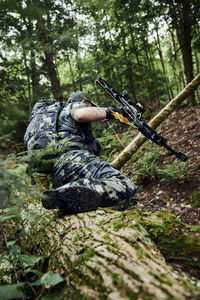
[57, 102, 101, 156]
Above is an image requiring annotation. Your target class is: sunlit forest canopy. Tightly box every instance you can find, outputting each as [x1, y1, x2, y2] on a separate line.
[0, 0, 199, 150]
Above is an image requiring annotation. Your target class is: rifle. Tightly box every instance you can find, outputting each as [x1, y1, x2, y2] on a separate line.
[96, 77, 188, 162]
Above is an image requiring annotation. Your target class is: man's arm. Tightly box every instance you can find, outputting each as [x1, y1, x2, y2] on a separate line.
[73, 107, 107, 123]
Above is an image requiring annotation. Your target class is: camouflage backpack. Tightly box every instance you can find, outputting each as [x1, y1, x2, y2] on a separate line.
[24, 98, 65, 151]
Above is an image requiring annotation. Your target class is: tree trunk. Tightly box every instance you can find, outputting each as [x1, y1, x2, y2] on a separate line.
[121, 28, 137, 102]
[66, 52, 76, 91]
[170, 0, 195, 105]
[155, 27, 174, 100]
[143, 39, 160, 107]
[23, 17, 41, 107]
[18, 207, 198, 299]
[170, 29, 186, 91]
[43, 50, 61, 99]
[36, 3, 62, 99]
[194, 50, 200, 103]
[22, 50, 32, 113]
[130, 34, 148, 102]
[75, 50, 83, 91]
[30, 49, 40, 104]
[112, 73, 200, 169]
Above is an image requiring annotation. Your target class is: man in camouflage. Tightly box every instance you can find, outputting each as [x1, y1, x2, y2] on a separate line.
[42, 92, 136, 213]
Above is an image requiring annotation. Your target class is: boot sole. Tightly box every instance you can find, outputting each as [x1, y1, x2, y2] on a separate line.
[42, 186, 102, 213]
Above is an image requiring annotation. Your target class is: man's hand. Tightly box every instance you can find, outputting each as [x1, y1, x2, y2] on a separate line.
[106, 105, 128, 120]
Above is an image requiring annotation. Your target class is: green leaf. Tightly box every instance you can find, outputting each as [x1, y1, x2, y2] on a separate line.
[10, 245, 21, 256]
[7, 240, 17, 247]
[24, 268, 43, 277]
[0, 215, 16, 222]
[0, 283, 25, 299]
[41, 272, 65, 287]
[18, 254, 44, 267]
[32, 271, 65, 287]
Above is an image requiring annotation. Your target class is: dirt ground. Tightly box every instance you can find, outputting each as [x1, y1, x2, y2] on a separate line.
[133, 104, 200, 226]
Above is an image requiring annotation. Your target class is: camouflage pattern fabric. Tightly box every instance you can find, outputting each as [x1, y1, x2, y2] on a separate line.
[52, 149, 136, 206]
[24, 99, 64, 151]
[57, 102, 101, 156]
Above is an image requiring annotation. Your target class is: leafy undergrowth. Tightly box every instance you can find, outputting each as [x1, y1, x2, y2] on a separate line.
[101, 104, 200, 226]
[0, 161, 66, 299]
[131, 104, 200, 227]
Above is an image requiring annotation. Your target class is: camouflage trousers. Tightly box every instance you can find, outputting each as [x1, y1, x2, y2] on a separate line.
[52, 149, 136, 206]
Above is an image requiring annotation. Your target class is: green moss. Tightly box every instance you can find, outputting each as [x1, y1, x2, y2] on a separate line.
[81, 248, 95, 262]
[73, 233, 82, 243]
[141, 211, 182, 238]
[102, 269, 154, 300]
[110, 212, 126, 231]
[73, 245, 95, 267]
[102, 233, 110, 240]
[149, 271, 173, 286]
[98, 218, 108, 225]
[138, 211, 200, 277]
[112, 220, 125, 231]
[68, 263, 106, 295]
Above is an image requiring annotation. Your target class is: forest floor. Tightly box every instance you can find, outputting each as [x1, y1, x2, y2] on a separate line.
[129, 104, 200, 226]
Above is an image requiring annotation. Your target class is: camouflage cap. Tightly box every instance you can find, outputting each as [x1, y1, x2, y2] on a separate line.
[68, 91, 97, 107]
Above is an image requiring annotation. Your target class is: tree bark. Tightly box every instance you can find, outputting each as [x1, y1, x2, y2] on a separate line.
[169, 0, 196, 105]
[36, 2, 62, 100]
[22, 50, 32, 113]
[143, 39, 160, 107]
[170, 29, 186, 91]
[111, 73, 200, 169]
[130, 34, 149, 102]
[194, 50, 200, 102]
[18, 207, 198, 299]
[66, 53, 76, 91]
[75, 50, 83, 91]
[120, 27, 137, 102]
[22, 17, 41, 107]
[155, 27, 174, 100]
[43, 50, 61, 99]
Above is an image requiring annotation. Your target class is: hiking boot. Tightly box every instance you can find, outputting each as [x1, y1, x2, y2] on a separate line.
[42, 186, 102, 213]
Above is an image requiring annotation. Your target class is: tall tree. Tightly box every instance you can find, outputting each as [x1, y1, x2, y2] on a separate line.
[35, 0, 62, 99]
[155, 25, 174, 100]
[167, 0, 196, 104]
[169, 29, 186, 91]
